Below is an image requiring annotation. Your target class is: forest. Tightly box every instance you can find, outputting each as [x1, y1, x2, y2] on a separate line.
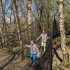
[0, 0, 70, 70]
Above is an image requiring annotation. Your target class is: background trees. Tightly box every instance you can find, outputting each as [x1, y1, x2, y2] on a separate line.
[0, 0, 70, 67]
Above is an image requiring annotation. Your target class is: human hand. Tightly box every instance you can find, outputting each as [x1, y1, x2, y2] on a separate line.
[48, 37, 50, 39]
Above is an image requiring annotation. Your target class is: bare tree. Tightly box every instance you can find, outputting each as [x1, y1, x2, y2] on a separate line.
[58, 0, 69, 63]
[0, 0, 7, 33]
[0, 0, 8, 49]
[13, 0, 24, 60]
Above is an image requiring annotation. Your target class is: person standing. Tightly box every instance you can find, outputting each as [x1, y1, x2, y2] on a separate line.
[25, 40, 39, 66]
[36, 29, 50, 52]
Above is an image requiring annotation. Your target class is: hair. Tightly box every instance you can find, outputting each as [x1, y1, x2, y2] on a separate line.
[44, 29, 46, 31]
[43, 29, 46, 31]
[31, 40, 35, 43]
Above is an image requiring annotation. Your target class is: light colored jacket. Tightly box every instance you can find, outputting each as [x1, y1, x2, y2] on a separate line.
[36, 33, 48, 42]
[25, 44, 39, 54]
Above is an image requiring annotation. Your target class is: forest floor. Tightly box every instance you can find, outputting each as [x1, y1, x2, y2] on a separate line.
[0, 44, 70, 70]
[0, 48, 30, 70]
[0, 48, 10, 61]
[3, 57, 30, 70]
[52, 46, 70, 70]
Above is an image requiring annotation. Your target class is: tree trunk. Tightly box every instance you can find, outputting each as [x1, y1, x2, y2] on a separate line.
[13, 8, 16, 24]
[13, 0, 24, 60]
[58, 0, 69, 63]
[27, 0, 31, 43]
[10, 14, 11, 24]
[0, 0, 7, 49]
[47, 12, 49, 28]
[0, 0, 7, 33]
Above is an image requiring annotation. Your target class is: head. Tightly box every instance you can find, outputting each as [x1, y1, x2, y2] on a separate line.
[42, 29, 46, 34]
[30, 40, 35, 45]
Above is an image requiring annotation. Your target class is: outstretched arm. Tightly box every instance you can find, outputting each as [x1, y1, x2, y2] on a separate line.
[46, 33, 50, 39]
[47, 37, 50, 39]
[36, 34, 42, 41]
[25, 44, 30, 48]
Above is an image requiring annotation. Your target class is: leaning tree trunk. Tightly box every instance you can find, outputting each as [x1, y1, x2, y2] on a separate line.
[0, 0, 7, 33]
[13, 0, 24, 60]
[0, 0, 7, 49]
[58, 0, 69, 63]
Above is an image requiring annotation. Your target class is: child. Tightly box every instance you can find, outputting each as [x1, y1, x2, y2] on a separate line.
[25, 40, 39, 66]
[36, 29, 50, 52]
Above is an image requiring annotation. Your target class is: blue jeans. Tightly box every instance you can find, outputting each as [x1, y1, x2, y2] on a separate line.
[30, 53, 33, 61]
[29, 53, 37, 64]
[33, 54, 37, 64]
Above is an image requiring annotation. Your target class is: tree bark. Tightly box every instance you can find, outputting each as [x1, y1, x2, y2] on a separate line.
[27, 0, 31, 43]
[0, 0, 7, 33]
[0, 0, 7, 49]
[13, 0, 24, 60]
[58, 0, 69, 63]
